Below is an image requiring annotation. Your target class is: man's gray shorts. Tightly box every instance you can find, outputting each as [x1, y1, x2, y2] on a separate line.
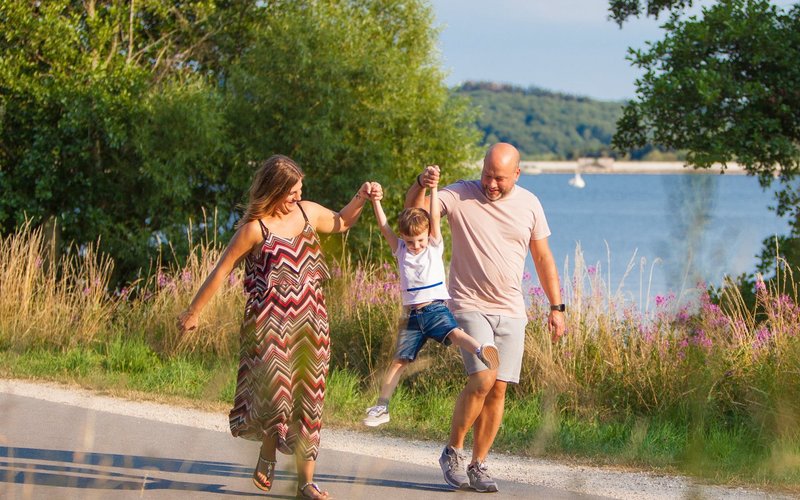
[454, 311, 528, 383]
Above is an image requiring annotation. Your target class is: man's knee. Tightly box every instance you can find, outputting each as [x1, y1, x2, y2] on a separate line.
[484, 380, 508, 406]
[464, 371, 497, 397]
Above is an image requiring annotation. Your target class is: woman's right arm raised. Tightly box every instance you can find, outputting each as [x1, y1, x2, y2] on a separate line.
[177, 221, 262, 332]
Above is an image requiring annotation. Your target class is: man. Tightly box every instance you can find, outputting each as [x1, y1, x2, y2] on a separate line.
[405, 142, 565, 493]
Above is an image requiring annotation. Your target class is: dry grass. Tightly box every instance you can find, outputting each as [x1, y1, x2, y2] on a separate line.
[0, 221, 114, 349]
[2, 220, 799, 459]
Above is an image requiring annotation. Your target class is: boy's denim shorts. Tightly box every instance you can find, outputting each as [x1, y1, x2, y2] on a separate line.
[393, 300, 457, 361]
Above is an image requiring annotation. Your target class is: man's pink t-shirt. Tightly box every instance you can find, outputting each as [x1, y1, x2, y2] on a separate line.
[438, 180, 551, 318]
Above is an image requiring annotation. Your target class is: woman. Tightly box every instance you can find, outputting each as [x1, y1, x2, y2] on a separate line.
[178, 154, 377, 499]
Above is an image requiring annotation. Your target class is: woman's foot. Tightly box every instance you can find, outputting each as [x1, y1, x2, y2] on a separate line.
[252, 453, 276, 492]
[297, 482, 330, 499]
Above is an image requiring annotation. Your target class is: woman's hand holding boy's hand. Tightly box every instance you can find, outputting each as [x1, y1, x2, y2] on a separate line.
[368, 182, 383, 202]
[357, 182, 373, 201]
[356, 181, 383, 201]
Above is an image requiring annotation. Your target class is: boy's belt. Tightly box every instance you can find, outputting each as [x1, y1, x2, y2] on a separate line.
[408, 299, 445, 312]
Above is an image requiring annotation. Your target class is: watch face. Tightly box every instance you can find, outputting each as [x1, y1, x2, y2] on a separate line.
[551, 304, 565, 312]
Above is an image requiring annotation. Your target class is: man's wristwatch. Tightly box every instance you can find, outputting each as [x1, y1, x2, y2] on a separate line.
[550, 303, 566, 312]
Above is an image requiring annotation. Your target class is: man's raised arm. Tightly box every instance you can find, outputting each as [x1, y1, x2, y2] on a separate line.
[404, 166, 440, 209]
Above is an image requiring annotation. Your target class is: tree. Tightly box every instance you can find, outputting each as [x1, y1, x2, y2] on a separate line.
[0, 1, 260, 280]
[609, 0, 697, 23]
[610, 0, 800, 278]
[1, 0, 479, 280]
[223, 0, 479, 255]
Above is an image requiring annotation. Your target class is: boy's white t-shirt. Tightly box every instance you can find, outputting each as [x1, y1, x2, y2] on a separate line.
[394, 236, 451, 306]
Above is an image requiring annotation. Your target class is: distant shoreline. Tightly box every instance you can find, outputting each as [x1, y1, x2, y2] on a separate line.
[520, 160, 748, 175]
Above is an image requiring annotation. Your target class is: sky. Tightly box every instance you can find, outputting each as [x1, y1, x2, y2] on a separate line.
[429, 0, 796, 102]
[428, 0, 664, 101]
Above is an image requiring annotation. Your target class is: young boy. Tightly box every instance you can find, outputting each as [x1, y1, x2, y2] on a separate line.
[363, 170, 500, 427]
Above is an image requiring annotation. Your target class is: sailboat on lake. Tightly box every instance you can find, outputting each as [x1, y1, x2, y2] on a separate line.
[568, 171, 586, 188]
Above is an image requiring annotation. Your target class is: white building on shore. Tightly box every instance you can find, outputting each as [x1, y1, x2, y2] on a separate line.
[520, 157, 747, 175]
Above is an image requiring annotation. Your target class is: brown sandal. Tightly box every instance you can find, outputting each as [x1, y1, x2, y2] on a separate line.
[297, 482, 330, 499]
[252, 454, 276, 492]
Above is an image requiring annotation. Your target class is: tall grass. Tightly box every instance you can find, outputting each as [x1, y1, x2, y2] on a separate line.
[2, 221, 799, 486]
[0, 221, 114, 348]
[120, 222, 244, 357]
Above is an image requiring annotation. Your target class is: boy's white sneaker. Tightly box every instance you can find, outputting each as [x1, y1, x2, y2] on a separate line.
[363, 405, 390, 427]
[476, 343, 500, 370]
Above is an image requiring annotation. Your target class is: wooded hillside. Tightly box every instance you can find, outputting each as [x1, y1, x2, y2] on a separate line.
[455, 81, 669, 160]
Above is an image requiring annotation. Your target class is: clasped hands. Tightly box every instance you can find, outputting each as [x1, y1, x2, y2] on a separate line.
[418, 165, 441, 188]
[358, 181, 383, 202]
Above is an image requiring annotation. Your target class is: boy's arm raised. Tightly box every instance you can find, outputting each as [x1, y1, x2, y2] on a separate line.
[372, 187, 399, 253]
[430, 185, 442, 242]
[429, 165, 441, 242]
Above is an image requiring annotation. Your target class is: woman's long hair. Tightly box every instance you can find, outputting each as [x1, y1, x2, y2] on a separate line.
[237, 155, 304, 227]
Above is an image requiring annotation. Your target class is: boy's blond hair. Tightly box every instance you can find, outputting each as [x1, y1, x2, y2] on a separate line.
[397, 208, 430, 237]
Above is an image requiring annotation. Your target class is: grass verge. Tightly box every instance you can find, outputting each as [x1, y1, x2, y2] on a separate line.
[2, 340, 798, 494]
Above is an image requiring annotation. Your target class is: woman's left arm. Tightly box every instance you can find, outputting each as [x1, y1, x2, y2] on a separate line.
[306, 182, 376, 234]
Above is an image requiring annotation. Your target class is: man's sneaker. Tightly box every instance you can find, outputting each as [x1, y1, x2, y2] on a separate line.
[362, 405, 390, 427]
[476, 343, 500, 370]
[438, 446, 469, 488]
[467, 461, 499, 493]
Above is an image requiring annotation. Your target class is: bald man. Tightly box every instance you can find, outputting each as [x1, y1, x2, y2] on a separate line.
[405, 143, 566, 493]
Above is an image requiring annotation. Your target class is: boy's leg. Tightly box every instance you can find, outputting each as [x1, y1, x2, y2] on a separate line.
[364, 305, 422, 429]
[447, 328, 499, 371]
[420, 304, 499, 371]
[379, 359, 409, 402]
[446, 328, 480, 352]
[364, 359, 409, 427]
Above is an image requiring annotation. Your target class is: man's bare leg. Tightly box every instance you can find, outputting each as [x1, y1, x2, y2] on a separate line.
[447, 370, 496, 449]
[470, 380, 507, 463]
[440, 369, 496, 488]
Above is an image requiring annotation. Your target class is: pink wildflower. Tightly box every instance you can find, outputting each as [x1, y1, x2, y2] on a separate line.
[677, 338, 689, 359]
[157, 271, 169, 288]
[753, 327, 771, 350]
[692, 329, 713, 350]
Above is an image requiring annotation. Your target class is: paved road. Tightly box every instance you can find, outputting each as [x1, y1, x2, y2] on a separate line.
[0, 393, 603, 499]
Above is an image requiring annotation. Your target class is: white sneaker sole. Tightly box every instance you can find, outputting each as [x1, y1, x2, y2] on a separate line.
[478, 344, 500, 370]
[362, 414, 390, 427]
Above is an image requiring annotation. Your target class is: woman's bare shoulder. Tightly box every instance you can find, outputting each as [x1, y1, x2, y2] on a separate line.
[234, 218, 267, 243]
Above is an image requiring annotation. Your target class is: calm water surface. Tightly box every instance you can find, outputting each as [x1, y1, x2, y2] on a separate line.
[519, 173, 790, 302]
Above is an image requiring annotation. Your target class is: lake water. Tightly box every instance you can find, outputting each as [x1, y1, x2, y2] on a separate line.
[518, 173, 790, 303]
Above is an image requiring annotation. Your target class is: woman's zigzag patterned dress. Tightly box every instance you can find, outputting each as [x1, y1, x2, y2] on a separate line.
[229, 205, 331, 461]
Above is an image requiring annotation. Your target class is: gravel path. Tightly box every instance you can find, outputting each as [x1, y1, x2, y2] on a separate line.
[0, 378, 791, 499]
